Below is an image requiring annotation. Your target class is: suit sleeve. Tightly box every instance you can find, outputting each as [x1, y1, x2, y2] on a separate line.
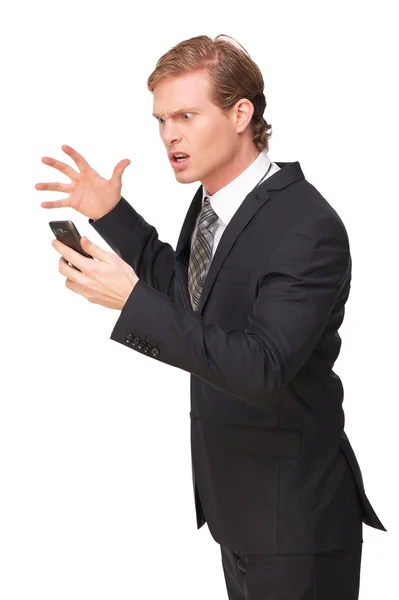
[110, 214, 351, 407]
[89, 196, 176, 299]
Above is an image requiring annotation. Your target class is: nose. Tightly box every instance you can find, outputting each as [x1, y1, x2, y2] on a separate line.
[161, 121, 183, 147]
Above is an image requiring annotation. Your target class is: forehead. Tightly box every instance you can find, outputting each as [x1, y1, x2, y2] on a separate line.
[152, 70, 215, 116]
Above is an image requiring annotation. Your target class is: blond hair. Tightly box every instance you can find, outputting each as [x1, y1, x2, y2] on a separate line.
[147, 34, 273, 153]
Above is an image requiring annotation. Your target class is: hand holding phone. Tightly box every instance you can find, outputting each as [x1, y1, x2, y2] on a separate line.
[49, 220, 94, 270]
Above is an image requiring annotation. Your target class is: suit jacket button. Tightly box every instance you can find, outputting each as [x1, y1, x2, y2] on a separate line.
[143, 344, 152, 353]
[137, 341, 145, 350]
[125, 333, 133, 343]
[151, 347, 159, 357]
[132, 337, 140, 346]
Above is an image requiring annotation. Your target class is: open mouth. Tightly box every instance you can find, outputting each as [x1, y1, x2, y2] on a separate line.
[174, 154, 189, 162]
[170, 153, 190, 168]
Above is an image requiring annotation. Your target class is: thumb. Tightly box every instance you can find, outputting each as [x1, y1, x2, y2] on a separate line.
[80, 237, 110, 262]
[111, 158, 131, 182]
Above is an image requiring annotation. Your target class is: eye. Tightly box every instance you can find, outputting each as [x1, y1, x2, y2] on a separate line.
[182, 112, 193, 120]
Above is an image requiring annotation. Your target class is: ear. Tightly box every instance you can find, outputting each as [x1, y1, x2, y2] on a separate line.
[234, 98, 255, 134]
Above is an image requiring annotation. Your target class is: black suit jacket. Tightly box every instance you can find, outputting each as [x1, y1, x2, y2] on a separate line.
[90, 160, 386, 555]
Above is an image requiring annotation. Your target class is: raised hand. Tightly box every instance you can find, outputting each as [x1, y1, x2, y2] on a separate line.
[35, 144, 131, 220]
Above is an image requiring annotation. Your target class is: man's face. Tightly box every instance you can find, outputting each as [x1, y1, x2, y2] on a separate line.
[152, 69, 241, 192]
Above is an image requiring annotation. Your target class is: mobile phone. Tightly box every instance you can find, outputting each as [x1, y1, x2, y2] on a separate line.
[49, 220, 93, 269]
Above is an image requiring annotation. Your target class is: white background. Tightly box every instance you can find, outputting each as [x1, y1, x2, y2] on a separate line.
[0, 1, 396, 598]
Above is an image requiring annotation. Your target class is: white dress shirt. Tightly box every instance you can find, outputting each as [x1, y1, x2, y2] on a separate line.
[190, 151, 280, 258]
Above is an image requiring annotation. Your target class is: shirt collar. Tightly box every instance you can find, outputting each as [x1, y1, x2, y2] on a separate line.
[201, 151, 271, 225]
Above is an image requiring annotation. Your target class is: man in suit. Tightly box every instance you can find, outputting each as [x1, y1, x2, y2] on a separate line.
[37, 34, 386, 600]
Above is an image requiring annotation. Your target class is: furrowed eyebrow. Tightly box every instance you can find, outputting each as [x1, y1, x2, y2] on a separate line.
[152, 108, 198, 118]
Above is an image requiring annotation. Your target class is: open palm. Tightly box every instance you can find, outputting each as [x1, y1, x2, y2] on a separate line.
[36, 144, 131, 221]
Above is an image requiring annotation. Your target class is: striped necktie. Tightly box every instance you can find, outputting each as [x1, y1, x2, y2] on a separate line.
[187, 160, 274, 310]
[188, 196, 218, 310]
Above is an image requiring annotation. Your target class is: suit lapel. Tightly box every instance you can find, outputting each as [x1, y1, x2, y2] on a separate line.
[174, 161, 305, 312]
[174, 184, 203, 308]
[196, 186, 271, 312]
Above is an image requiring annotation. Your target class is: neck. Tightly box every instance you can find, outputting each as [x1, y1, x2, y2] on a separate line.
[202, 143, 260, 196]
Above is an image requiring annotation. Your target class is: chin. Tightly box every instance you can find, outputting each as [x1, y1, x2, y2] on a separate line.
[175, 171, 198, 184]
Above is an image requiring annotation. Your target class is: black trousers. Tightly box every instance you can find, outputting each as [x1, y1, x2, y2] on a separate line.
[220, 540, 363, 600]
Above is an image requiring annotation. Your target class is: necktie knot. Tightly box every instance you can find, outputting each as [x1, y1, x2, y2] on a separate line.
[198, 196, 218, 231]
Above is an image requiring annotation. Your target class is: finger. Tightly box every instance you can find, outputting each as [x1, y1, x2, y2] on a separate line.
[61, 145, 91, 172]
[59, 256, 86, 280]
[41, 198, 70, 209]
[35, 182, 74, 192]
[111, 159, 131, 181]
[65, 278, 82, 295]
[80, 236, 112, 263]
[52, 239, 94, 272]
[41, 156, 78, 180]
[59, 256, 79, 277]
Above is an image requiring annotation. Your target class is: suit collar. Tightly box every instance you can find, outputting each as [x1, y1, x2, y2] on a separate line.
[263, 161, 304, 191]
[175, 161, 305, 312]
[201, 151, 273, 226]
